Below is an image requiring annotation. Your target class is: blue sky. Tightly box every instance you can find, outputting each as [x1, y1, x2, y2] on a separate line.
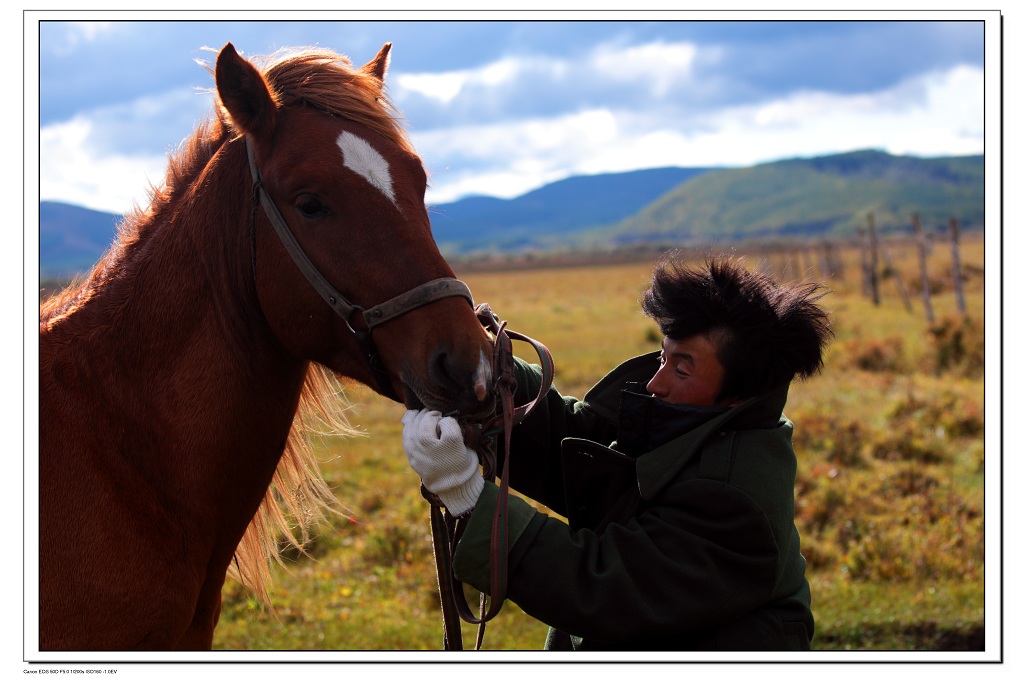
[33, 11, 991, 216]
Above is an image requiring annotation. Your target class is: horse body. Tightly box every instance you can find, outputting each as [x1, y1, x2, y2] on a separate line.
[39, 43, 493, 650]
[40, 216, 306, 649]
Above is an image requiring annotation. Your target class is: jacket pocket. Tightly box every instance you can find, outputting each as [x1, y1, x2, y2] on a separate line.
[560, 438, 639, 531]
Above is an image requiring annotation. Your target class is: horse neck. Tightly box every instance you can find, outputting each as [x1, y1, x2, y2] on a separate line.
[42, 146, 309, 526]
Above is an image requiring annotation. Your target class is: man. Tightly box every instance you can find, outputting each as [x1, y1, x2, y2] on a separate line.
[402, 256, 832, 650]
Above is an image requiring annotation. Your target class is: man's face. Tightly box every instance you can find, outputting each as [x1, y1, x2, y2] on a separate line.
[646, 334, 736, 407]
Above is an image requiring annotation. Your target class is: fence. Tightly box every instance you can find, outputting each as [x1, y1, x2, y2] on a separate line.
[742, 213, 979, 323]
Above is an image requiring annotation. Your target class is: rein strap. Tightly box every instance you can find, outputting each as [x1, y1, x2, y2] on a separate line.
[424, 303, 554, 650]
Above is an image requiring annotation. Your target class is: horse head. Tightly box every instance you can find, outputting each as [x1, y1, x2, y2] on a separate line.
[214, 42, 493, 417]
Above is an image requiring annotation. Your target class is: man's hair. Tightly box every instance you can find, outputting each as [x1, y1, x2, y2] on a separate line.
[640, 256, 833, 401]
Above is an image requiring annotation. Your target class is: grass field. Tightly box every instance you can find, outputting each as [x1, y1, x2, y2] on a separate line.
[205, 237, 989, 654]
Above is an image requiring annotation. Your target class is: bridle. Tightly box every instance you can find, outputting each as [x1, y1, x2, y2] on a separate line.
[244, 136, 475, 401]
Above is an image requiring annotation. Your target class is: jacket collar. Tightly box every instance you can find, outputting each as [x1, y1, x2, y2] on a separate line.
[614, 385, 731, 456]
[582, 351, 663, 421]
[582, 351, 790, 500]
[634, 386, 788, 500]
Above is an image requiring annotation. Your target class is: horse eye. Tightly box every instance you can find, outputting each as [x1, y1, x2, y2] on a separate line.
[295, 194, 331, 219]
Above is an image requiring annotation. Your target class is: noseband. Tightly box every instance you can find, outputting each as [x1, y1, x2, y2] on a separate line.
[244, 136, 474, 401]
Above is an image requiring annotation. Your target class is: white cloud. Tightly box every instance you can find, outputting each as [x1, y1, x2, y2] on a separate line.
[39, 50, 985, 214]
[69, 21, 114, 42]
[418, 62, 984, 204]
[40, 117, 168, 214]
[417, 109, 620, 202]
[394, 56, 535, 105]
[39, 84, 215, 214]
[395, 39, 697, 112]
[48, 22, 118, 57]
[394, 71, 467, 105]
[703, 64, 985, 162]
[590, 40, 699, 97]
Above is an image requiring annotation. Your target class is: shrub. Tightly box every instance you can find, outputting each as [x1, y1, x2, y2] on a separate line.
[835, 336, 907, 373]
[839, 502, 983, 583]
[797, 471, 851, 533]
[927, 314, 984, 378]
[870, 425, 949, 464]
[886, 387, 984, 439]
[363, 523, 424, 566]
[792, 413, 870, 467]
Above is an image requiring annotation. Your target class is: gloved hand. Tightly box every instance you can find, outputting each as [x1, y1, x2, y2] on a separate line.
[402, 409, 484, 517]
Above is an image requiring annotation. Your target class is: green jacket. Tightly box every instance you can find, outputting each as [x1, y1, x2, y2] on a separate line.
[452, 352, 814, 651]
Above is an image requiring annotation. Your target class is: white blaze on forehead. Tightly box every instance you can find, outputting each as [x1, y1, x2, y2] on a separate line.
[336, 131, 397, 206]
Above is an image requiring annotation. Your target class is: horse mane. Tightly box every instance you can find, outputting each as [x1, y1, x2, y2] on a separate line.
[229, 364, 359, 603]
[42, 46, 396, 604]
[39, 116, 226, 328]
[254, 46, 414, 153]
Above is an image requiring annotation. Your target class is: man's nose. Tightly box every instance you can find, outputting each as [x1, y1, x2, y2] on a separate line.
[646, 368, 666, 397]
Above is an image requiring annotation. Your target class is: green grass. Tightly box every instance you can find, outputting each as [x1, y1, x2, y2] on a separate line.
[211, 238, 987, 652]
[810, 580, 985, 650]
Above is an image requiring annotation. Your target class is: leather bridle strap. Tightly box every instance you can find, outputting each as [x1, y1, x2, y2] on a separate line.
[424, 303, 554, 650]
[244, 136, 474, 400]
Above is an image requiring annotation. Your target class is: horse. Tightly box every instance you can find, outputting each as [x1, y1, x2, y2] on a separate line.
[38, 42, 494, 651]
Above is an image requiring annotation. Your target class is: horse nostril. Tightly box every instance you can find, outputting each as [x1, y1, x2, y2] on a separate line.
[430, 347, 492, 408]
[430, 348, 459, 389]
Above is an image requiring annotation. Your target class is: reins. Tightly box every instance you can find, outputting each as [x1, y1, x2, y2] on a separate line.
[422, 303, 554, 650]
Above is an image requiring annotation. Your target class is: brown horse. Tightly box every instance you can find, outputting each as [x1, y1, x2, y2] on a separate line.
[38, 42, 493, 651]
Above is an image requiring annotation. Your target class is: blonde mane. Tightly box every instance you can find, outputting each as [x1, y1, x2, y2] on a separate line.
[225, 45, 414, 155]
[229, 364, 358, 603]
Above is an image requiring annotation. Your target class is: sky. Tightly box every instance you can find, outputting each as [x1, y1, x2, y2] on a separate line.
[31, 10, 994, 216]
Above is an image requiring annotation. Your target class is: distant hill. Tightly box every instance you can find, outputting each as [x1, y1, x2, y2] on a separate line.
[37, 149, 984, 280]
[585, 150, 984, 247]
[428, 167, 712, 252]
[39, 202, 122, 280]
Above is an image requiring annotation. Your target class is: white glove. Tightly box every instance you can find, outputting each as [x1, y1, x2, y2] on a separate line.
[402, 409, 484, 517]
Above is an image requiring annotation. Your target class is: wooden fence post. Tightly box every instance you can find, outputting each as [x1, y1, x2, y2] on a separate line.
[949, 217, 966, 314]
[818, 241, 834, 279]
[828, 240, 845, 281]
[858, 226, 870, 298]
[912, 213, 935, 323]
[880, 238, 913, 312]
[866, 213, 880, 305]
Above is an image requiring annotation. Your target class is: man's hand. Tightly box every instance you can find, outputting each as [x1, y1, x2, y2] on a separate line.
[402, 409, 484, 517]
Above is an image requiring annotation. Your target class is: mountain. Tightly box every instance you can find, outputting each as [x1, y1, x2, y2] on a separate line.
[37, 150, 984, 280]
[428, 167, 712, 252]
[39, 202, 123, 279]
[586, 150, 984, 246]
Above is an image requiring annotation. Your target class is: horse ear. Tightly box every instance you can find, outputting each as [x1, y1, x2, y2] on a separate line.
[215, 42, 278, 140]
[361, 43, 392, 86]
